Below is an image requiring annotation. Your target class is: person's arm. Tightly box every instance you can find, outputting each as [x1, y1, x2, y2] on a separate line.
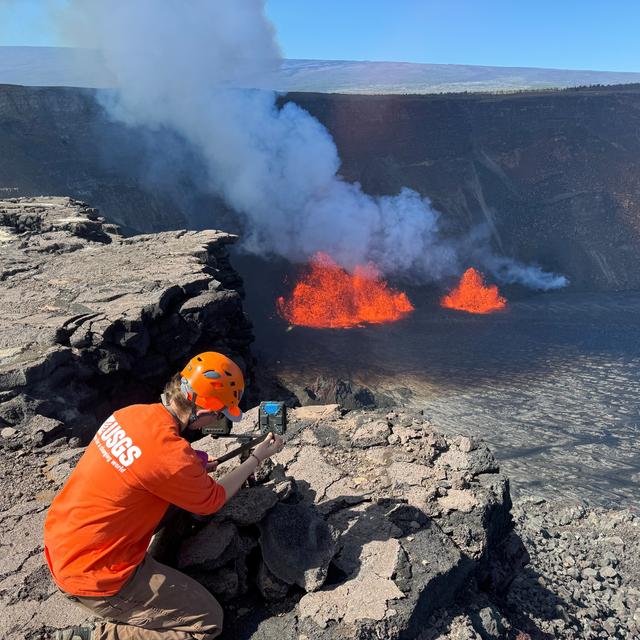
[143, 433, 284, 514]
[217, 432, 283, 502]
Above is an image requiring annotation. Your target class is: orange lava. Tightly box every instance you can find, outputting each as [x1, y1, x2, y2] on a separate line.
[277, 252, 414, 329]
[441, 268, 507, 314]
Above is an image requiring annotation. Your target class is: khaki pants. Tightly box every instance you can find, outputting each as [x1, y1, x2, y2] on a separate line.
[65, 555, 223, 640]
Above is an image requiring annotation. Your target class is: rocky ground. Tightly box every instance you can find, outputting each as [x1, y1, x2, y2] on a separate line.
[418, 498, 640, 639]
[505, 499, 639, 639]
[1, 197, 638, 639]
[4, 404, 638, 640]
[1, 403, 523, 640]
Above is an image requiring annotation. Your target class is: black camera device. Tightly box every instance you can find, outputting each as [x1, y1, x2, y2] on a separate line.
[201, 401, 287, 437]
[258, 401, 287, 435]
[203, 401, 287, 465]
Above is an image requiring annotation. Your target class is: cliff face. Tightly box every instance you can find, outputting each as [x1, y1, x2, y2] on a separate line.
[0, 197, 254, 455]
[2, 84, 640, 289]
[0, 85, 235, 234]
[287, 87, 640, 291]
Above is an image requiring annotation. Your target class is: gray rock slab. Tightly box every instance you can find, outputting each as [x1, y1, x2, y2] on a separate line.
[351, 419, 390, 448]
[214, 485, 279, 526]
[177, 520, 238, 572]
[297, 509, 473, 639]
[436, 444, 499, 476]
[259, 502, 337, 592]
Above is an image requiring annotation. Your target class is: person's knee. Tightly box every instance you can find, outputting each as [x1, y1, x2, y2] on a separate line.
[200, 600, 224, 638]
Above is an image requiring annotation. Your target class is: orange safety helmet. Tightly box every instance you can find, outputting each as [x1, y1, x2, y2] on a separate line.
[180, 352, 245, 422]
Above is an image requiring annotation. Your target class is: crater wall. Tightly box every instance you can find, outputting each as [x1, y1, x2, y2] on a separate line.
[2, 83, 640, 289]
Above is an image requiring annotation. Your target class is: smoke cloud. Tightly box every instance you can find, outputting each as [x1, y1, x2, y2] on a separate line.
[52, 0, 565, 290]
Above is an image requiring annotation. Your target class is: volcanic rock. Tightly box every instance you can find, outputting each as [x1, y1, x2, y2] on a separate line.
[177, 521, 239, 572]
[298, 538, 406, 628]
[242, 496, 477, 640]
[500, 497, 640, 639]
[256, 561, 290, 602]
[0, 197, 253, 450]
[436, 443, 499, 477]
[350, 418, 390, 448]
[469, 604, 508, 640]
[228, 407, 516, 640]
[300, 375, 381, 409]
[3, 397, 534, 640]
[213, 485, 279, 527]
[197, 566, 240, 603]
[259, 502, 337, 592]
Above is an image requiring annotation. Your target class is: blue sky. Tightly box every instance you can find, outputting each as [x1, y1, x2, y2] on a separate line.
[1, 0, 639, 72]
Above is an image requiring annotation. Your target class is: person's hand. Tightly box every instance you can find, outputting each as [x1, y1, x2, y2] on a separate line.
[253, 432, 284, 463]
[205, 455, 218, 473]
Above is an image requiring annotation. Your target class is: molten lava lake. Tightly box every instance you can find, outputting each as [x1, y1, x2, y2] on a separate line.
[237, 255, 640, 509]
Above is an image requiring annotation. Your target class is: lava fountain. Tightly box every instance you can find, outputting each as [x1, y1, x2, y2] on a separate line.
[441, 268, 507, 314]
[277, 252, 414, 329]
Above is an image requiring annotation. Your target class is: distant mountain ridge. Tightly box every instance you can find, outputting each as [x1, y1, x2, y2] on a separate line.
[2, 46, 640, 94]
[276, 58, 640, 94]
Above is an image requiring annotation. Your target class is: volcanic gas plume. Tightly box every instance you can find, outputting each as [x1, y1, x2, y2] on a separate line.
[441, 268, 507, 314]
[45, 0, 568, 292]
[277, 253, 414, 329]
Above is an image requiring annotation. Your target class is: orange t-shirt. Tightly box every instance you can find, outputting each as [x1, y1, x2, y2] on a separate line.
[43, 403, 226, 596]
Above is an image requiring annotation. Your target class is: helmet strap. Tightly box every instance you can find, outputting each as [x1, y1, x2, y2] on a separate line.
[179, 377, 201, 429]
[188, 395, 199, 425]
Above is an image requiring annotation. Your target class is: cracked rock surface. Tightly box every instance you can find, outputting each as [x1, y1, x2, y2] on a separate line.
[0, 196, 253, 451]
[2, 397, 520, 639]
[187, 405, 517, 640]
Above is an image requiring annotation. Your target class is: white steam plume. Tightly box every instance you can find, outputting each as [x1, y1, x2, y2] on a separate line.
[54, 0, 565, 290]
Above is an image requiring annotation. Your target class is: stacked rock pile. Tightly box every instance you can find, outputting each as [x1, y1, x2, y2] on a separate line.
[157, 404, 524, 640]
[2, 402, 525, 639]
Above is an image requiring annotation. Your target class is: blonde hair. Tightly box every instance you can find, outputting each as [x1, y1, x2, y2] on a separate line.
[163, 373, 192, 413]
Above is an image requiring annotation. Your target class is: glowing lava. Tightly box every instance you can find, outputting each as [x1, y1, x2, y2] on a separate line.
[277, 252, 414, 329]
[441, 268, 507, 314]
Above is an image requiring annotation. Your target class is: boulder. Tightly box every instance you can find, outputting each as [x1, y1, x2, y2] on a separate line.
[259, 502, 337, 592]
[300, 376, 379, 409]
[351, 419, 390, 448]
[177, 521, 239, 572]
[269, 503, 475, 640]
[214, 485, 279, 526]
[436, 444, 499, 476]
